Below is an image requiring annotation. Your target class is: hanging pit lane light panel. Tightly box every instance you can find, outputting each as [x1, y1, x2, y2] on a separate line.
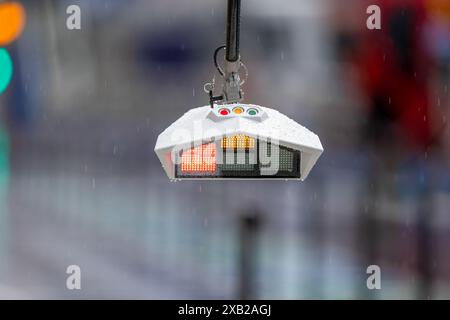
[154, 0, 323, 180]
[154, 104, 323, 180]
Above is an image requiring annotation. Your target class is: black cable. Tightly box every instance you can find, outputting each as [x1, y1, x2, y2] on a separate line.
[214, 45, 226, 77]
[226, 0, 241, 62]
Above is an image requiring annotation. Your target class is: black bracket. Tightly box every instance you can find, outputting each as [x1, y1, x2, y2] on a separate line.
[209, 90, 224, 108]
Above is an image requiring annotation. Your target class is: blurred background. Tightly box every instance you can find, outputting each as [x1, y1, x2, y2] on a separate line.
[0, 0, 449, 299]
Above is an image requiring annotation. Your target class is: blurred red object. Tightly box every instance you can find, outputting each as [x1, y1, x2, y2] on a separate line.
[351, 0, 436, 150]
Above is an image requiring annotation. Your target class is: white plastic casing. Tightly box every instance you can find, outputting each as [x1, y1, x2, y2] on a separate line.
[154, 103, 323, 180]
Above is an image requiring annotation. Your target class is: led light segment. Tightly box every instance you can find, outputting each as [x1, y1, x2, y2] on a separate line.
[180, 143, 216, 173]
[247, 108, 258, 116]
[233, 106, 244, 114]
[219, 108, 230, 116]
[221, 134, 255, 149]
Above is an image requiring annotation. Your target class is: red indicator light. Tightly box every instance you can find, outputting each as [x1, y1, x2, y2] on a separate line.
[219, 108, 230, 116]
[181, 143, 216, 173]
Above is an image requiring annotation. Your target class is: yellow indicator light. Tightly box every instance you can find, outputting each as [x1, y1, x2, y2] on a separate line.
[233, 107, 244, 115]
[221, 135, 255, 149]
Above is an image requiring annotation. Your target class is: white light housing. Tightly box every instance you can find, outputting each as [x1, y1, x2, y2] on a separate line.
[154, 104, 323, 180]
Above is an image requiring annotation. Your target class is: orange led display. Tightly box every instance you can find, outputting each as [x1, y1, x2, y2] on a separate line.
[221, 135, 255, 149]
[181, 143, 216, 173]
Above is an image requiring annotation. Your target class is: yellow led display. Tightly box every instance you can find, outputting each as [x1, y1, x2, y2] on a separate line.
[221, 135, 255, 149]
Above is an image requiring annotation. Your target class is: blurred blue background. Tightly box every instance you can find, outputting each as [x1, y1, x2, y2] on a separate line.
[0, 0, 449, 299]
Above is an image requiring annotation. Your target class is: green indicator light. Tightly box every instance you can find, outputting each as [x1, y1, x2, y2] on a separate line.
[0, 49, 13, 94]
[247, 108, 258, 116]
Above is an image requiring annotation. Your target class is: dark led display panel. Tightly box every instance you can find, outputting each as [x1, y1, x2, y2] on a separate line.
[175, 136, 300, 179]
